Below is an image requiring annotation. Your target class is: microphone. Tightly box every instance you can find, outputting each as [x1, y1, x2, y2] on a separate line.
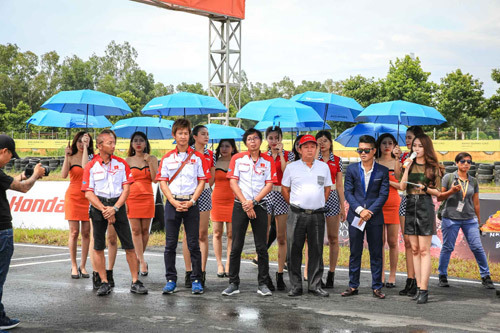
[403, 152, 417, 168]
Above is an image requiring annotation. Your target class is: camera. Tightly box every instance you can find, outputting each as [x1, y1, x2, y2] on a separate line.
[25, 163, 50, 178]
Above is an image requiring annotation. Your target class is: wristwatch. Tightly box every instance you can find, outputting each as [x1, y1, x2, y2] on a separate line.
[190, 199, 197, 206]
[113, 206, 119, 213]
[252, 199, 259, 206]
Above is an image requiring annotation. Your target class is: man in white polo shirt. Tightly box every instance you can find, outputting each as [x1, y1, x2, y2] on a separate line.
[82, 129, 148, 296]
[222, 128, 277, 297]
[156, 119, 211, 295]
[282, 135, 332, 297]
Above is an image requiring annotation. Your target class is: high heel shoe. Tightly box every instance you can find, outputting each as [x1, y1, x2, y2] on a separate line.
[78, 267, 90, 278]
[71, 268, 80, 279]
[140, 263, 149, 277]
[416, 289, 428, 304]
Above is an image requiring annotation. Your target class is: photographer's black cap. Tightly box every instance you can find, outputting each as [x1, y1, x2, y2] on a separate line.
[0, 135, 20, 159]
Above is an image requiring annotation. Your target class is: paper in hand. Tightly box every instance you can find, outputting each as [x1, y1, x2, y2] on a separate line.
[351, 216, 366, 232]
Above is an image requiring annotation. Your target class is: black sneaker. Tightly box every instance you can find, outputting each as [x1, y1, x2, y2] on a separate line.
[266, 275, 276, 291]
[97, 282, 112, 296]
[0, 317, 20, 330]
[438, 274, 449, 287]
[257, 284, 273, 296]
[131, 280, 148, 294]
[106, 270, 115, 288]
[481, 275, 495, 289]
[276, 272, 286, 291]
[92, 271, 102, 290]
[325, 271, 334, 289]
[185, 271, 192, 288]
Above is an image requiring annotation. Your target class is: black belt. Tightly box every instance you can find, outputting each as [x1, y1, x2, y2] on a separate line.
[97, 196, 119, 205]
[290, 205, 326, 215]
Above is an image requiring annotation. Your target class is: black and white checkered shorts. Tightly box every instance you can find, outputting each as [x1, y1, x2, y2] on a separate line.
[325, 190, 341, 217]
[198, 188, 212, 212]
[265, 190, 289, 216]
[399, 194, 407, 216]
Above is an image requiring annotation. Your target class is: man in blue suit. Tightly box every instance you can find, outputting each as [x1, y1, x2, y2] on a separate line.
[341, 135, 389, 299]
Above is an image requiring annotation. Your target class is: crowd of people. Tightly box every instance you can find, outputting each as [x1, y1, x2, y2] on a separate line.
[0, 120, 497, 330]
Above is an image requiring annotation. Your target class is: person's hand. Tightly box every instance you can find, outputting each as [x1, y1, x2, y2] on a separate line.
[450, 184, 461, 193]
[276, 143, 284, 156]
[393, 145, 402, 159]
[144, 153, 151, 163]
[242, 199, 254, 212]
[404, 157, 414, 169]
[360, 209, 373, 222]
[108, 215, 116, 225]
[102, 206, 115, 219]
[246, 208, 256, 219]
[65, 146, 72, 156]
[340, 205, 346, 222]
[171, 199, 187, 212]
[179, 200, 193, 210]
[34, 163, 46, 178]
[82, 133, 90, 148]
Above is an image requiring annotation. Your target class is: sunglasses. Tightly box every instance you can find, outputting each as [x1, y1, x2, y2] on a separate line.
[356, 148, 374, 154]
[458, 159, 472, 164]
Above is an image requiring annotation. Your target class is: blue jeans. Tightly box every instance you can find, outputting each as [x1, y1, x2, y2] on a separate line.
[438, 218, 490, 277]
[0, 229, 14, 320]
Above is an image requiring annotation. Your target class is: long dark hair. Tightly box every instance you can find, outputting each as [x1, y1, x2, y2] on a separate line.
[265, 126, 282, 151]
[70, 131, 94, 156]
[407, 125, 424, 137]
[409, 134, 444, 188]
[315, 130, 333, 153]
[189, 125, 207, 146]
[215, 139, 238, 160]
[292, 134, 304, 161]
[376, 133, 397, 159]
[127, 131, 151, 157]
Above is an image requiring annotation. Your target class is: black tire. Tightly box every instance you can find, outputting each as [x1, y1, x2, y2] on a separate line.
[445, 166, 458, 173]
[443, 161, 454, 166]
[478, 164, 494, 170]
[477, 169, 493, 175]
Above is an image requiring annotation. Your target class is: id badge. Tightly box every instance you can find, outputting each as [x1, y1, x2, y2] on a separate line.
[317, 175, 325, 186]
[456, 201, 465, 212]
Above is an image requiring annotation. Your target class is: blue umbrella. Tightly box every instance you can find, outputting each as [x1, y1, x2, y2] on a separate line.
[354, 100, 446, 126]
[254, 120, 331, 132]
[26, 110, 112, 128]
[142, 92, 227, 117]
[291, 91, 364, 125]
[335, 123, 408, 147]
[111, 117, 174, 139]
[41, 89, 132, 117]
[237, 98, 322, 125]
[204, 123, 244, 142]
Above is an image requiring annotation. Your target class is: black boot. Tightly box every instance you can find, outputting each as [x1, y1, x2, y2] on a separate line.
[412, 288, 421, 301]
[92, 271, 101, 290]
[439, 274, 449, 287]
[416, 289, 428, 304]
[185, 271, 192, 288]
[276, 272, 286, 291]
[407, 279, 417, 297]
[325, 271, 334, 289]
[266, 275, 276, 291]
[399, 278, 412, 295]
[106, 270, 114, 288]
[201, 271, 206, 288]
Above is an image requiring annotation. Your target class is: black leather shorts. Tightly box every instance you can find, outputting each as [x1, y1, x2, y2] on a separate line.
[404, 194, 436, 236]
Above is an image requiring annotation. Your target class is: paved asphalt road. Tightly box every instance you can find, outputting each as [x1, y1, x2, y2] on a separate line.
[4, 242, 500, 332]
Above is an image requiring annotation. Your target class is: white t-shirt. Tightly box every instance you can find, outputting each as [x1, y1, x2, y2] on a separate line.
[282, 159, 332, 210]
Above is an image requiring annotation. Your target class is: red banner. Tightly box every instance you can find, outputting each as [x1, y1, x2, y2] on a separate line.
[146, 0, 245, 19]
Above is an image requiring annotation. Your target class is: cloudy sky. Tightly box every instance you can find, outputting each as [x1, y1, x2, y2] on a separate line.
[1, 0, 499, 96]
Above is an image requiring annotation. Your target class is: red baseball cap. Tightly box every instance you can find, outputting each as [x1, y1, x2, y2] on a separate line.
[298, 134, 317, 147]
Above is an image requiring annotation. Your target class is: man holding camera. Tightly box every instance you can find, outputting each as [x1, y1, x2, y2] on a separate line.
[0, 135, 45, 331]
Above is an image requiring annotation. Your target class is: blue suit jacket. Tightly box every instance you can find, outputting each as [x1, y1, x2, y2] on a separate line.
[344, 162, 390, 226]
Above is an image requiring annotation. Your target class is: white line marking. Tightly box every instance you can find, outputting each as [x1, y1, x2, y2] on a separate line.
[11, 252, 79, 261]
[10, 253, 124, 268]
[14, 243, 69, 250]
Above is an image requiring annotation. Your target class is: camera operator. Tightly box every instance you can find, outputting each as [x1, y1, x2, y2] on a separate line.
[0, 135, 45, 331]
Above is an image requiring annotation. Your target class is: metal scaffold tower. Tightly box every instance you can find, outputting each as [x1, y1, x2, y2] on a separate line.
[207, 17, 242, 126]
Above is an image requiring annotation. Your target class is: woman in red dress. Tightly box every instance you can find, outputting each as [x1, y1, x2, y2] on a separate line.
[61, 131, 93, 279]
[211, 139, 238, 277]
[126, 131, 158, 276]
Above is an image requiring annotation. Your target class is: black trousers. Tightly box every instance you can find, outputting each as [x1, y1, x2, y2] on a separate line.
[228, 201, 269, 286]
[164, 201, 201, 282]
[287, 210, 325, 291]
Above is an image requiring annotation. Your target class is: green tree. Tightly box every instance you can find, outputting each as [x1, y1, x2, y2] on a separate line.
[384, 55, 435, 105]
[0, 103, 7, 132]
[176, 82, 206, 95]
[487, 68, 500, 126]
[5, 101, 31, 132]
[60, 55, 97, 90]
[436, 69, 485, 132]
[340, 75, 385, 107]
